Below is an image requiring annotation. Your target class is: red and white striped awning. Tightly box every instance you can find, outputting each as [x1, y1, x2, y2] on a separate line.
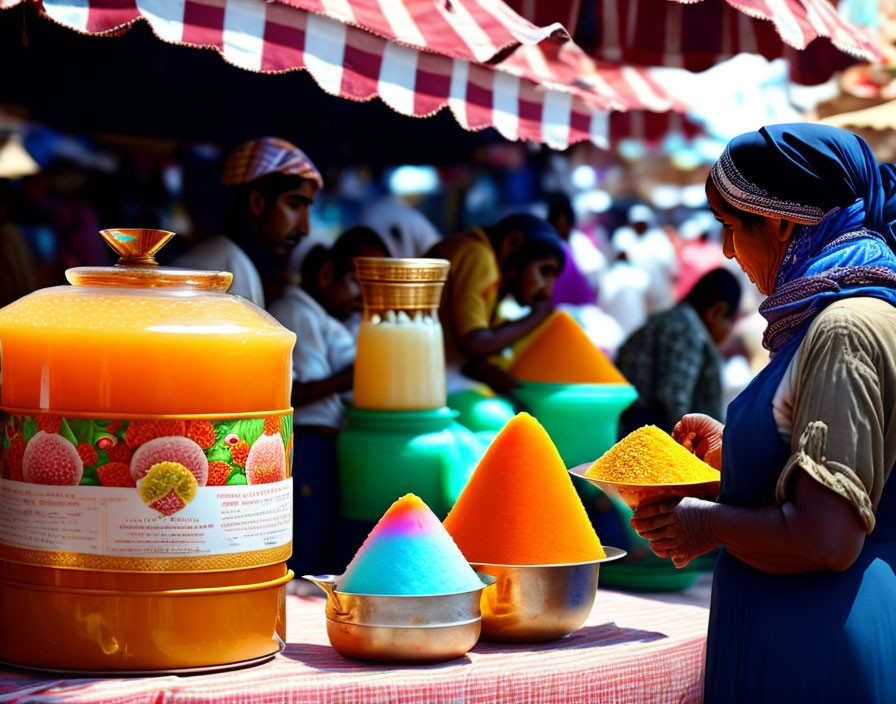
[278, 0, 571, 65]
[681, 0, 882, 58]
[609, 110, 703, 145]
[1, 0, 695, 149]
[508, 0, 884, 76]
[598, 0, 883, 68]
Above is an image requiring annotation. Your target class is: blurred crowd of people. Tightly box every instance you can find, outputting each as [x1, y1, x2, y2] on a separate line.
[0, 130, 768, 573]
[0, 128, 761, 339]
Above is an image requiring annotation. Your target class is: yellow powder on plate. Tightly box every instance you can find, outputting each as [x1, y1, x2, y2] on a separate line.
[586, 425, 720, 484]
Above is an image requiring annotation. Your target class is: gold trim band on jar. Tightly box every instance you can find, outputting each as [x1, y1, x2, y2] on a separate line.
[0, 569, 295, 596]
[0, 543, 293, 574]
[0, 406, 294, 421]
[358, 280, 446, 311]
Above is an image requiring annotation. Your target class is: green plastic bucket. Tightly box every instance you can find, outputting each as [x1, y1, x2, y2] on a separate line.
[514, 382, 638, 467]
[337, 406, 486, 522]
[446, 389, 515, 433]
[597, 495, 702, 592]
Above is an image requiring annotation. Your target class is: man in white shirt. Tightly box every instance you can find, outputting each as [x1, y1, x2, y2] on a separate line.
[611, 204, 678, 314]
[176, 137, 322, 308]
[600, 249, 650, 339]
[268, 226, 388, 575]
[359, 196, 441, 258]
[271, 281, 356, 429]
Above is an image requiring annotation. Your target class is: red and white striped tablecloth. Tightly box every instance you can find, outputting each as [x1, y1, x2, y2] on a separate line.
[0, 590, 708, 704]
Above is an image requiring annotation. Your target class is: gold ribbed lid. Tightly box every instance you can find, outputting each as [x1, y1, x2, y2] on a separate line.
[66, 228, 234, 291]
[355, 257, 449, 283]
[355, 258, 450, 311]
[360, 281, 446, 310]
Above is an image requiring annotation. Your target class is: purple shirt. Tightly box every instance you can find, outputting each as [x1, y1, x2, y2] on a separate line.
[553, 242, 597, 305]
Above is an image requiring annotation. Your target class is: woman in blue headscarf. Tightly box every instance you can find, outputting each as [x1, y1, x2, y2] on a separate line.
[631, 124, 896, 702]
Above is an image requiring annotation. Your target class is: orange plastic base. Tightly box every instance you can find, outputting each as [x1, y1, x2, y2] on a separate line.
[0, 561, 291, 672]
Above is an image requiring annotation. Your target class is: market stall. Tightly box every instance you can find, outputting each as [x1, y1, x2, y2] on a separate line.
[819, 95, 896, 160]
[1, 0, 891, 698]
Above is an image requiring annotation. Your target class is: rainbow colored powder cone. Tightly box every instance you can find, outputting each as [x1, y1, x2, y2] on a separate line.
[338, 494, 483, 595]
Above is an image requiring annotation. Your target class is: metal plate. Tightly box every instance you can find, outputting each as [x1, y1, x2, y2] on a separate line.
[569, 464, 720, 509]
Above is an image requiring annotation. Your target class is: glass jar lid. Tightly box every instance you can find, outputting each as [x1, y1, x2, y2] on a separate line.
[65, 229, 233, 292]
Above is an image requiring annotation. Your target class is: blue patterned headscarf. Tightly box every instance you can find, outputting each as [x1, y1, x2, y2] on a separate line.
[711, 124, 896, 354]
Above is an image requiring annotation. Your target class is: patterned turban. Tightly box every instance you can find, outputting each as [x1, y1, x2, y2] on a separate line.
[221, 137, 323, 190]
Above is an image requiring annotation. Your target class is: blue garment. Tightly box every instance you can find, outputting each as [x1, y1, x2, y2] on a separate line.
[759, 199, 896, 354]
[713, 125, 896, 354]
[287, 429, 341, 576]
[706, 337, 896, 703]
[775, 200, 896, 289]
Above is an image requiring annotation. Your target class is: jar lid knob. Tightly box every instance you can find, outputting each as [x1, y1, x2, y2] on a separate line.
[100, 229, 175, 267]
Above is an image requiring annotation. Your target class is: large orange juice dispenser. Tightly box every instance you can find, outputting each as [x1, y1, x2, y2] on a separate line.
[338, 259, 483, 526]
[0, 229, 295, 673]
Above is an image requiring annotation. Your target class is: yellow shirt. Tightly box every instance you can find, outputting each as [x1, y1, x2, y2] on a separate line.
[426, 228, 501, 367]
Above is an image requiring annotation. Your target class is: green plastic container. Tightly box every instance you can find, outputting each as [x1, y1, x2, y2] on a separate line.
[446, 389, 515, 433]
[337, 406, 486, 522]
[598, 561, 702, 592]
[513, 382, 637, 467]
[597, 495, 701, 592]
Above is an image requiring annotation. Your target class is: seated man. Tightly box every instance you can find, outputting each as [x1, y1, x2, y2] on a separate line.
[425, 214, 565, 428]
[615, 267, 742, 437]
[268, 226, 388, 576]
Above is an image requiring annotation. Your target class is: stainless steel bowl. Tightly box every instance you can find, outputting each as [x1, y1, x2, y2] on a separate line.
[470, 546, 626, 643]
[303, 573, 496, 662]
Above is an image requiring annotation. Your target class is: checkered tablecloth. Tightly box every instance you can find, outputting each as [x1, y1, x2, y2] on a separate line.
[0, 590, 708, 704]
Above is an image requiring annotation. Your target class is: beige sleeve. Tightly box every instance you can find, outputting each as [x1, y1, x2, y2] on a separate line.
[774, 312, 886, 532]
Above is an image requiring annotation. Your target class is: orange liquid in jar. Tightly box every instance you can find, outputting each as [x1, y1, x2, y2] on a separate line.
[0, 287, 293, 414]
[0, 282, 296, 672]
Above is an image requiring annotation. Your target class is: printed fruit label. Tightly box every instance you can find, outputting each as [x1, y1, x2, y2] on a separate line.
[0, 412, 293, 572]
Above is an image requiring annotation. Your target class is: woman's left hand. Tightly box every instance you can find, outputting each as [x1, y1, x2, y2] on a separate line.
[630, 498, 719, 568]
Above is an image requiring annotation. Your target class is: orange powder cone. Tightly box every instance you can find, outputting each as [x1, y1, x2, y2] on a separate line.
[509, 311, 627, 384]
[443, 412, 605, 564]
